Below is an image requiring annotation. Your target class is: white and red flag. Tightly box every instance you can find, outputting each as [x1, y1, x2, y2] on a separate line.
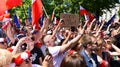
[80, 6, 94, 22]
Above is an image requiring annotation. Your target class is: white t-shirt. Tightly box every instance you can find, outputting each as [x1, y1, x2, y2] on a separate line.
[32, 64, 41, 67]
[40, 45, 66, 67]
[48, 46, 65, 67]
[40, 45, 46, 56]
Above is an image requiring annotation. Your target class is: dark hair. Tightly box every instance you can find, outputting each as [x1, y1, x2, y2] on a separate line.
[71, 26, 77, 32]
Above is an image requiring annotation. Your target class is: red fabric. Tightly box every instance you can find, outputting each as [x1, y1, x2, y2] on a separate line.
[7, 48, 13, 52]
[14, 55, 24, 66]
[80, 6, 94, 22]
[99, 60, 107, 67]
[0, 13, 10, 21]
[2, 21, 10, 30]
[32, 0, 43, 29]
[0, 15, 4, 21]
[5, 0, 22, 10]
[68, 50, 76, 55]
[25, 50, 31, 58]
[4, 13, 10, 18]
[0, 0, 22, 16]
[100, 31, 104, 38]
[0, 0, 6, 16]
[36, 41, 43, 48]
[53, 17, 59, 25]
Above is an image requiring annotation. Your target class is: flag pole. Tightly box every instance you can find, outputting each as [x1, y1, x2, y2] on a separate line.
[43, 6, 48, 18]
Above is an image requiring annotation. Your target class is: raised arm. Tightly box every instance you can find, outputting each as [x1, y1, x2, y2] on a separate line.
[59, 26, 84, 53]
[95, 20, 105, 37]
[106, 24, 111, 31]
[51, 19, 63, 38]
[12, 37, 31, 55]
[62, 30, 72, 45]
[87, 19, 96, 33]
[111, 44, 120, 53]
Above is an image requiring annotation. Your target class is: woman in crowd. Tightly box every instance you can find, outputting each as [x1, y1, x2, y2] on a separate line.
[60, 51, 86, 67]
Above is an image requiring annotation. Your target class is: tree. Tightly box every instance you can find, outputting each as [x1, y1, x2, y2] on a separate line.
[118, 8, 120, 22]
[81, 0, 119, 19]
[118, 8, 120, 17]
[9, 0, 119, 22]
[10, 0, 31, 23]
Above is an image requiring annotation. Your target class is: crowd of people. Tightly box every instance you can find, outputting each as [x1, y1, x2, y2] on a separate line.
[0, 16, 120, 67]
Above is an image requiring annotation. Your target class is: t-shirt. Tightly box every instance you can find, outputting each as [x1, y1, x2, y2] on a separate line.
[32, 64, 42, 67]
[48, 46, 65, 67]
[30, 46, 44, 65]
[40, 45, 46, 56]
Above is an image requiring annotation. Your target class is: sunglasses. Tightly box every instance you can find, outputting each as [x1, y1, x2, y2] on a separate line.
[0, 42, 5, 44]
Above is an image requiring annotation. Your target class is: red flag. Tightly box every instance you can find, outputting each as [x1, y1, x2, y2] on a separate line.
[5, 0, 22, 10]
[0, 0, 22, 16]
[80, 6, 94, 22]
[32, 0, 43, 29]
[0, 0, 6, 16]
[53, 17, 59, 25]
[0, 13, 10, 21]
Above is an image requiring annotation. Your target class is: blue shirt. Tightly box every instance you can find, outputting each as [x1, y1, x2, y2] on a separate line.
[80, 49, 99, 67]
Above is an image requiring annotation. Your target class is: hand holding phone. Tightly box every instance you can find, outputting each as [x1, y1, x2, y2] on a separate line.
[45, 47, 51, 56]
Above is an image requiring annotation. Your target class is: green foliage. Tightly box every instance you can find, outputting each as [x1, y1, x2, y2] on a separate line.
[9, 0, 119, 22]
[81, 0, 120, 16]
[43, 0, 119, 19]
[10, 0, 31, 23]
[118, 8, 120, 17]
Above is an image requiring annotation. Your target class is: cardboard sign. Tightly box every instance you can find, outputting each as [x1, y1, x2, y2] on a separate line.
[60, 13, 79, 27]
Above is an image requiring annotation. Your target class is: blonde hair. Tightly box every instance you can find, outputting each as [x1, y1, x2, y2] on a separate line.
[96, 38, 106, 47]
[78, 34, 92, 48]
[0, 49, 13, 67]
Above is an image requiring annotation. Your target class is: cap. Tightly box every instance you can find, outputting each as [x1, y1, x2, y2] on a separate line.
[0, 38, 6, 43]
[103, 31, 110, 35]
[31, 30, 39, 34]
[17, 34, 26, 39]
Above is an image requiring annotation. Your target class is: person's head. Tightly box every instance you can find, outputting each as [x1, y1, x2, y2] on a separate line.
[0, 49, 13, 67]
[30, 29, 39, 41]
[60, 52, 86, 67]
[71, 43, 83, 52]
[43, 35, 56, 47]
[79, 34, 93, 50]
[0, 38, 7, 49]
[95, 38, 106, 52]
[103, 31, 111, 39]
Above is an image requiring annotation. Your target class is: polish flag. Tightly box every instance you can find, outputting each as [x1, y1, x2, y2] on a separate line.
[32, 0, 43, 29]
[0, 0, 22, 16]
[80, 6, 94, 22]
[53, 17, 59, 25]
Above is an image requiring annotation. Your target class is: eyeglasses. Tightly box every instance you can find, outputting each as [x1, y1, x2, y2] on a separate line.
[0, 42, 5, 44]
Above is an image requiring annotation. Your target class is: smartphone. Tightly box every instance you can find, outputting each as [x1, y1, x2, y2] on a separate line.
[45, 47, 51, 56]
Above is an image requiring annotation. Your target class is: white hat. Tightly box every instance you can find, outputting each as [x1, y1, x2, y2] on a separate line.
[0, 38, 5, 42]
[103, 31, 110, 35]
